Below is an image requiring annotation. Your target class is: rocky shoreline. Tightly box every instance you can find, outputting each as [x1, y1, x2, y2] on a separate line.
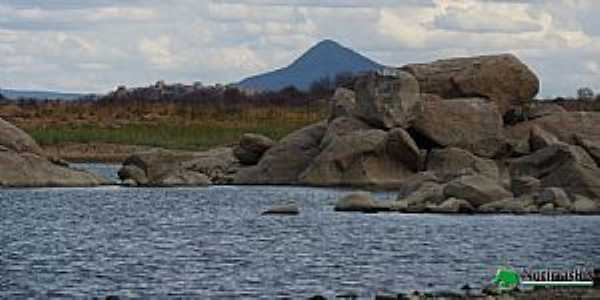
[0, 118, 109, 187]
[84, 286, 600, 300]
[116, 53, 600, 215]
[314, 286, 600, 299]
[2, 53, 600, 214]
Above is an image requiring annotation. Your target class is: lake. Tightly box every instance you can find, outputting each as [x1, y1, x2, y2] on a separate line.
[1, 165, 599, 299]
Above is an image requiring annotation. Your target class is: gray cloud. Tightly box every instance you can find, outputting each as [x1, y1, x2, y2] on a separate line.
[0, 0, 598, 97]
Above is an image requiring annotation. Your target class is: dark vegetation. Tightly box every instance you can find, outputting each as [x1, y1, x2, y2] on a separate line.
[0, 78, 353, 150]
[1, 80, 597, 150]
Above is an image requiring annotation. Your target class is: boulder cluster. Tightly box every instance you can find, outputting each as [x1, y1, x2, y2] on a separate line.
[0, 118, 108, 187]
[117, 53, 600, 214]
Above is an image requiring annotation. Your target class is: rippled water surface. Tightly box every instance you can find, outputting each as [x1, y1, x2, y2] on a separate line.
[1, 165, 599, 299]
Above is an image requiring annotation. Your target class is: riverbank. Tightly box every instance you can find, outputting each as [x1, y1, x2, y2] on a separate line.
[371, 286, 600, 299]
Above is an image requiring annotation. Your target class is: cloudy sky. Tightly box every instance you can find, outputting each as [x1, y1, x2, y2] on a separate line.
[0, 0, 598, 97]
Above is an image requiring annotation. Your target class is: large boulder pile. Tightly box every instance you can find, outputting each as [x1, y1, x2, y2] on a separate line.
[0, 118, 109, 187]
[117, 53, 600, 214]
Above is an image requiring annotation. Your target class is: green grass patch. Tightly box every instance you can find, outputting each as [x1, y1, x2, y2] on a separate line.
[27, 121, 312, 150]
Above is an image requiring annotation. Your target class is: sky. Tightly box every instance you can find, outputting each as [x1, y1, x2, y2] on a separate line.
[0, 0, 598, 97]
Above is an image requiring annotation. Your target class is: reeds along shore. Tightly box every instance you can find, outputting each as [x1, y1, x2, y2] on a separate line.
[0, 98, 329, 150]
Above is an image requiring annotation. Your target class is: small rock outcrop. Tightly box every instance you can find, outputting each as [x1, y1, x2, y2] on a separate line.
[402, 53, 539, 114]
[118, 147, 237, 186]
[0, 118, 108, 187]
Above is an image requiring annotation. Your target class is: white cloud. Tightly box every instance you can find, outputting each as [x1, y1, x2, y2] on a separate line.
[0, 0, 598, 97]
[434, 0, 545, 33]
[139, 36, 176, 68]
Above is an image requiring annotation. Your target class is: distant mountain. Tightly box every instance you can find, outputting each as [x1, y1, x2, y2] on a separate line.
[0, 88, 89, 100]
[237, 39, 384, 91]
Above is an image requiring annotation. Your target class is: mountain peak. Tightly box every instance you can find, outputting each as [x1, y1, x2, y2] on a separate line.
[237, 39, 383, 91]
[312, 39, 343, 49]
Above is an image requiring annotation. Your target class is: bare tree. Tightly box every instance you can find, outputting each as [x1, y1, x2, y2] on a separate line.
[577, 87, 594, 100]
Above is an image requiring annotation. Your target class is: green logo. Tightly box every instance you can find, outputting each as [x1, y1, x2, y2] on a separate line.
[492, 267, 521, 291]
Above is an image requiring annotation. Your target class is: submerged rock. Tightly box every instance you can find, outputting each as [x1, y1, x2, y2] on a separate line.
[262, 204, 300, 215]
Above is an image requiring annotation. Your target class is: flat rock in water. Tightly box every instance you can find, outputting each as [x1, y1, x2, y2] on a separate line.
[334, 193, 380, 213]
[262, 204, 300, 215]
